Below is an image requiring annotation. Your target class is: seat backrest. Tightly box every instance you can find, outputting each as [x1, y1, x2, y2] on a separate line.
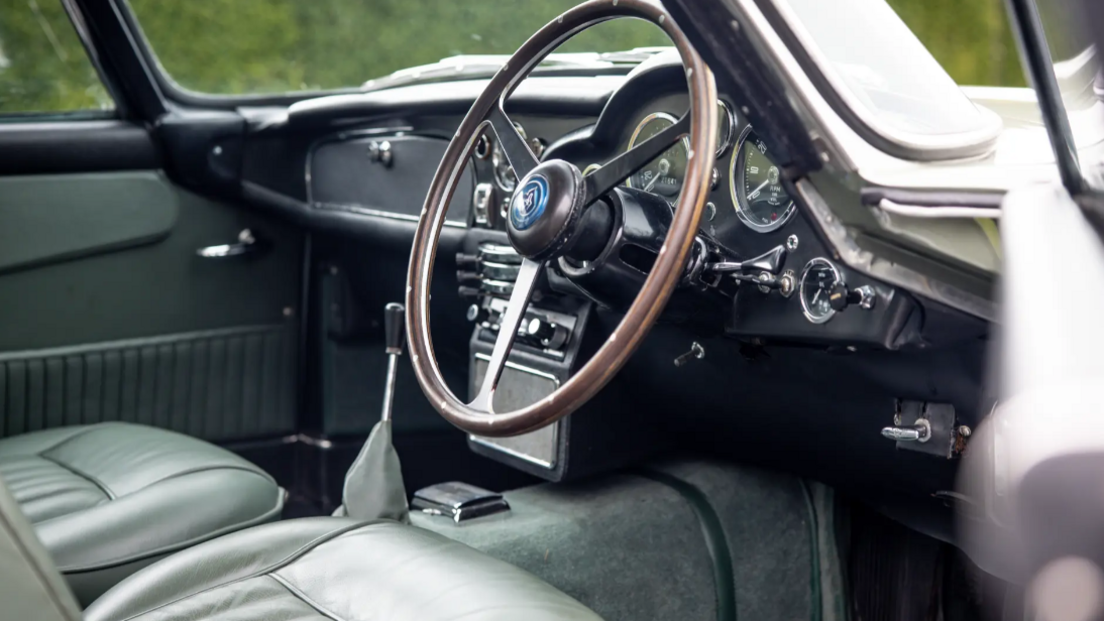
[0, 476, 81, 621]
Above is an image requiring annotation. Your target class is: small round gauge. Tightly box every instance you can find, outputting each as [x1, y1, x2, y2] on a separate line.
[730, 126, 796, 233]
[715, 100, 735, 156]
[799, 258, 844, 324]
[491, 123, 527, 192]
[625, 112, 690, 202]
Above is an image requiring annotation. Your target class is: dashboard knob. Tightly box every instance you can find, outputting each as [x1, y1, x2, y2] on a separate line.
[523, 316, 568, 349]
[466, 304, 489, 324]
[828, 284, 876, 312]
[526, 317, 556, 341]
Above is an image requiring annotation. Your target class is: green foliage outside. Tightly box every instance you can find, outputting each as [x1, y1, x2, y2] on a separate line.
[0, 0, 1027, 115]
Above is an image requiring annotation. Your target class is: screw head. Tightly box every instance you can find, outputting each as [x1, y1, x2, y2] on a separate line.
[958, 425, 972, 438]
[785, 235, 799, 251]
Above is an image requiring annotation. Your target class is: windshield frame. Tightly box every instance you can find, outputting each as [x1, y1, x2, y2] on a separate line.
[755, 0, 1005, 161]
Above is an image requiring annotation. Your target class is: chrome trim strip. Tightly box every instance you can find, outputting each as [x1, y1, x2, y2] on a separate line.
[796, 179, 997, 322]
[877, 199, 1001, 220]
[468, 434, 556, 469]
[313, 202, 467, 228]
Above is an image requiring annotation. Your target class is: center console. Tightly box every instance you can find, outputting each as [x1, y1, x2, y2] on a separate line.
[456, 232, 662, 481]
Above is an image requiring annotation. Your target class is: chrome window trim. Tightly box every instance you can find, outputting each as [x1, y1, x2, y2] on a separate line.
[737, 0, 1003, 161]
[877, 199, 1001, 220]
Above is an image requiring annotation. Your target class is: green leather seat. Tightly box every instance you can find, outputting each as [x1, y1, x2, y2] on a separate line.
[0, 422, 284, 605]
[0, 474, 602, 621]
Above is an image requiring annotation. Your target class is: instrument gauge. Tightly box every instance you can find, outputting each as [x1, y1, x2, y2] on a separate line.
[799, 258, 843, 324]
[730, 126, 796, 233]
[625, 112, 689, 202]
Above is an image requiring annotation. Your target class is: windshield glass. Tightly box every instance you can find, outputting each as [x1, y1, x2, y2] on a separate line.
[778, 0, 1001, 136]
[125, 1, 668, 96]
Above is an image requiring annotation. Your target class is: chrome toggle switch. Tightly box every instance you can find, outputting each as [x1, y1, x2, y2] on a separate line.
[881, 418, 931, 443]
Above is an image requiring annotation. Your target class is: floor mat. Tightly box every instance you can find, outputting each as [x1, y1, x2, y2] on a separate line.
[412, 458, 846, 621]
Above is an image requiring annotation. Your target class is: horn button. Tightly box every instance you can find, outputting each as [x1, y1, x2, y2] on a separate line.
[506, 160, 587, 261]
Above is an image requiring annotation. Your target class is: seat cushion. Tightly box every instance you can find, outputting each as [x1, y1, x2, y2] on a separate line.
[0, 423, 284, 604]
[85, 517, 602, 621]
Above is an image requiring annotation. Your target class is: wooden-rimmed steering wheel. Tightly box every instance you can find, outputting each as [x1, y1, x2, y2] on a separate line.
[406, 0, 717, 437]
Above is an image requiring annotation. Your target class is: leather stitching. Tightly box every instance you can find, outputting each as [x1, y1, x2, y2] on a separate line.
[36, 452, 117, 500]
[106, 520, 383, 621]
[268, 574, 346, 621]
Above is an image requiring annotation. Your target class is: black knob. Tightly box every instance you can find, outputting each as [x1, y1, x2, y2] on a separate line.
[828, 284, 861, 312]
[466, 304, 489, 324]
[384, 302, 405, 355]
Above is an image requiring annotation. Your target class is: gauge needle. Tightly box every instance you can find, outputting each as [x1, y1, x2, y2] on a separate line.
[812, 288, 822, 305]
[747, 178, 770, 201]
[644, 159, 670, 193]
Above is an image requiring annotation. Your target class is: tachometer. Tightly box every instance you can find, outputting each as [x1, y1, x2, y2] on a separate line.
[730, 126, 796, 232]
[625, 112, 689, 202]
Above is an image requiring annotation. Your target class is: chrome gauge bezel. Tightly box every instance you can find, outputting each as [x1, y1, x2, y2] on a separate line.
[624, 111, 691, 194]
[799, 257, 844, 324]
[729, 125, 797, 233]
[715, 100, 736, 157]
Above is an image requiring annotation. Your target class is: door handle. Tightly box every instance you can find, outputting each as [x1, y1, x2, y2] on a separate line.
[197, 229, 263, 258]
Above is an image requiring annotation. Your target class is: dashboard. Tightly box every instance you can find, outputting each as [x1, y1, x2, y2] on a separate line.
[445, 67, 918, 351]
[230, 52, 991, 535]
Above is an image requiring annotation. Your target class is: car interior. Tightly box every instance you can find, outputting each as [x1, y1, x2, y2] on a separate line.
[3, 0, 1104, 620]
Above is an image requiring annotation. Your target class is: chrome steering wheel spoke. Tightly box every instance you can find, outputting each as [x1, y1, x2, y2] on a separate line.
[488, 103, 540, 180]
[582, 112, 690, 205]
[468, 257, 545, 413]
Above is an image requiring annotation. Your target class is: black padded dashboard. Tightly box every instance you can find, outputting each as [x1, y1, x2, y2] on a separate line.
[237, 57, 972, 353]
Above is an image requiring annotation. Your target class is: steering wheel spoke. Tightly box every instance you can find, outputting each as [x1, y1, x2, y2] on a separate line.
[468, 257, 545, 413]
[583, 112, 690, 205]
[488, 104, 540, 180]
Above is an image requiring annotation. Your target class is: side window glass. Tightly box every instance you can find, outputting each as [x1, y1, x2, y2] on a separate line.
[0, 1, 114, 116]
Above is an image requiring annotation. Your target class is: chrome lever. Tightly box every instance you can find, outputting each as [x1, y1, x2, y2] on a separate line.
[197, 229, 260, 258]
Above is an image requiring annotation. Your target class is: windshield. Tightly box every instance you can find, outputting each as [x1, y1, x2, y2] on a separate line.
[778, 0, 996, 136]
[125, 1, 669, 96]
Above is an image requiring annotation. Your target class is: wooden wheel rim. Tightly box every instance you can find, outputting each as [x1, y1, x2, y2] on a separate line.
[406, 0, 717, 437]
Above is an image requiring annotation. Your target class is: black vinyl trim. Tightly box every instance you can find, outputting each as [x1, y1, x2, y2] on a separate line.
[638, 469, 737, 621]
[0, 121, 159, 174]
[70, 0, 166, 121]
[1005, 0, 1083, 195]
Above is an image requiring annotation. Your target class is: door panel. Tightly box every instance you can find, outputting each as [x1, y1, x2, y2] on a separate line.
[0, 169, 303, 442]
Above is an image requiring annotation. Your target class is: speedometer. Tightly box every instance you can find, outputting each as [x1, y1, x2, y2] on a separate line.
[730, 126, 796, 233]
[625, 112, 689, 202]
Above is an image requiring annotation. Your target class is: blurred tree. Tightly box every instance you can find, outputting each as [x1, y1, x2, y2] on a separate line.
[0, 0, 112, 114]
[887, 0, 1025, 86]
